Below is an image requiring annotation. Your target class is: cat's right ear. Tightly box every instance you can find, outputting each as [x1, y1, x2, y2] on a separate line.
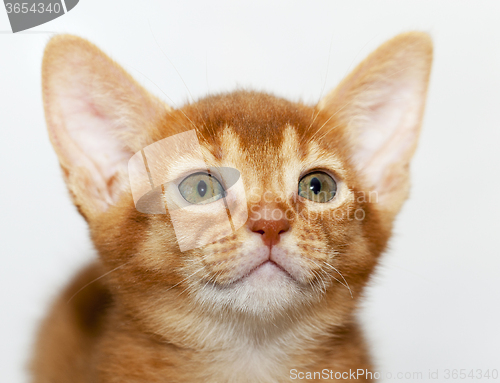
[42, 35, 170, 220]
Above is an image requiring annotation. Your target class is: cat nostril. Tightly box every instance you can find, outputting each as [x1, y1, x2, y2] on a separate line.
[256, 230, 265, 235]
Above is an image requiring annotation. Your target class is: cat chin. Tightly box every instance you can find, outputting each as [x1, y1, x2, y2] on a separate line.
[192, 265, 319, 319]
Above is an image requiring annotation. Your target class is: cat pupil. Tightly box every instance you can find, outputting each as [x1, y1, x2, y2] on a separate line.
[198, 180, 207, 197]
[310, 177, 321, 195]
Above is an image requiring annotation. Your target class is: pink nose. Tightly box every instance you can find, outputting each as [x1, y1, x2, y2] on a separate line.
[250, 218, 290, 247]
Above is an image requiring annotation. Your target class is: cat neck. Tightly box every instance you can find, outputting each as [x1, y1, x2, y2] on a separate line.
[105, 304, 367, 382]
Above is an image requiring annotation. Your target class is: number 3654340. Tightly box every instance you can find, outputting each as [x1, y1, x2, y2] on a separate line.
[5, 3, 62, 14]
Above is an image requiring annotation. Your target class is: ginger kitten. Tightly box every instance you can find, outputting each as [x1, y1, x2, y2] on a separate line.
[31, 32, 432, 382]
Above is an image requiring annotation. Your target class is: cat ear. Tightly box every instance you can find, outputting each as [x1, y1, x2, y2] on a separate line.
[318, 32, 433, 219]
[42, 35, 169, 219]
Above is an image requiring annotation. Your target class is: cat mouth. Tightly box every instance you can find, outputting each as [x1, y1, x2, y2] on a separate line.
[249, 260, 287, 275]
[236, 259, 295, 284]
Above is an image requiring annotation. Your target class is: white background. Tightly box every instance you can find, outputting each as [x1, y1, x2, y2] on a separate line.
[1, 1, 499, 382]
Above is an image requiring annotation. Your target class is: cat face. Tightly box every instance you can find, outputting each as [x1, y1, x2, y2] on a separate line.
[112, 92, 381, 319]
[42, 33, 432, 329]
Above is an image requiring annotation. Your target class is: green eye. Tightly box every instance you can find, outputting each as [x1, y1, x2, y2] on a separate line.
[178, 173, 225, 205]
[298, 172, 337, 203]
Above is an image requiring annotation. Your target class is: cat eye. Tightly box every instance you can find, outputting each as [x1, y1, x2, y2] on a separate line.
[298, 172, 337, 203]
[178, 172, 226, 205]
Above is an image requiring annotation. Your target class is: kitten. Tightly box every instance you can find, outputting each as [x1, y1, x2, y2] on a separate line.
[31, 32, 432, 382]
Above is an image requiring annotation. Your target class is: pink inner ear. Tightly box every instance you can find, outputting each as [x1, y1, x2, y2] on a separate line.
[350, 83, 422, 189]
[56, 86, 134, 204]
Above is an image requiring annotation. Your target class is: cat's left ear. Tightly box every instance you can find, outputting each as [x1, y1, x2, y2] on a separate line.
[318, 32, 433, 219]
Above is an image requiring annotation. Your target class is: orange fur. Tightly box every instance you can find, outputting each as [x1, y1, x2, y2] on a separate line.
[31, 33, 432, 382]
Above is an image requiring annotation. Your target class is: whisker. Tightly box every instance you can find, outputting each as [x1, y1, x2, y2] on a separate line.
[129, 66, 178, 108]
[164, 266, 206, 293]
[303, 109, 321, 139]
[147, 20, 212, 138]
[67, 261, 131, 304]
[317, 30, 335, 104]
[206, 52, 210, 94]
[131, 65, 200, 134]
[341, 33, 380, 81]
[306, 259, 330, 294]
[322, 261, 353, 298]
[148, 20, 196, 105]
[310, 255, 347, 289]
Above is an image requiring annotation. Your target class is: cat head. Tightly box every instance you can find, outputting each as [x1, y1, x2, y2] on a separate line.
[42, 33, 432, 331]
